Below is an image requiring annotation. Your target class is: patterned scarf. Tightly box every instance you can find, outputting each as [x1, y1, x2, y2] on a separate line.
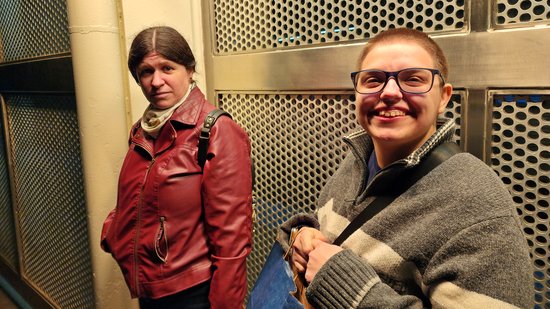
[141, 83, 195, 138]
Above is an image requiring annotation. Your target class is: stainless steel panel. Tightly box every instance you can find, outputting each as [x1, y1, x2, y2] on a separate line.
[488, 90, 550, 308]
[208, 28, 550, 92]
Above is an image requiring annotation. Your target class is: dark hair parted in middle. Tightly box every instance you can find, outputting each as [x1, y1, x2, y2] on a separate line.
[128, 26, 196, 83]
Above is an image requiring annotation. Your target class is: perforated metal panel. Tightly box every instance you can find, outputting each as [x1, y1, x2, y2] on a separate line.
[494, 0, 550, 28]
[4, 94, 94, 309]
[490, 92, 550, 308]
[212, 0, 467, 54]
[219, 90, 464, 293]
[447, 92, 464, 145]
[0, 98, 17, 271]
[0, 0, 70, 63]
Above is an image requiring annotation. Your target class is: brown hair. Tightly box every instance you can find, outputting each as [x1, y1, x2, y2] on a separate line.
[128, 26, 196, 83]
[356, 28, 449, 80]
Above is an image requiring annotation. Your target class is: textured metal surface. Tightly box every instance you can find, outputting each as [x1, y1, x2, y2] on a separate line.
[447, 93, 464, 146]
[490, 92, 550, 308]
[0, 0, 70, 63]
[494, 0, 550, 28]
[0, 97, 17, 272]
[4, 94, 94, 309]
[212, 0, 467, 54]
[219, 91, 463, 293]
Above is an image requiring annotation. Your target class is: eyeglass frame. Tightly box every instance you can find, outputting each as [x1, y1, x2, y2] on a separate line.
[350, 68, 445, 95]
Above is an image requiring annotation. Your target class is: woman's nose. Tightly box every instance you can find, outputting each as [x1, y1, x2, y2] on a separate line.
[151, 71, 165, 87]
[379, 77, 403, 101]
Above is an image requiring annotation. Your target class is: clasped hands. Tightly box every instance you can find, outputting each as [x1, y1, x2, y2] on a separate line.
[291, 227, 343, 283]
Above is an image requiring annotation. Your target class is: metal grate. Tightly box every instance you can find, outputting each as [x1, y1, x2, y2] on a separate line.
[0, 97, 18, 271]
[490, 93, 550, 308]
[4, 94, 94, 309]
[446, 92, 464, 146]
[213, 0, 467, 54]
[0, 0, 70, 63]
[494, 0, 550, 28]
[219, 90, 463, 293]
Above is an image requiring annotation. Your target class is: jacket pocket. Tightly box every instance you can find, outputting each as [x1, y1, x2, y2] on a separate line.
[154, 216, 169, 263]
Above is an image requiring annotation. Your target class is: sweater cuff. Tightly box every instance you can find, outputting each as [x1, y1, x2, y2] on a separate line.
[306, 250, 380, 309]
[276, 213, 319, 251]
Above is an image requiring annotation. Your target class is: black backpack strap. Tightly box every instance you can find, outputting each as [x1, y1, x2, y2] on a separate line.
[198, 109, 231, 171]
[333, 142, 461, 246]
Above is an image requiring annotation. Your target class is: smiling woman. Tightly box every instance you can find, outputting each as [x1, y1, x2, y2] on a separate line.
[277, 27, 533, 309]
[100, 26, 253, 309]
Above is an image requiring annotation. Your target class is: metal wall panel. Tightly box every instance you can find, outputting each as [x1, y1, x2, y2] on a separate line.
[0, 97, 17, 272]
[3, 94, 94, 308]
[493, 0, 550, 28]
[204, 0, 550, 307]
[0, 0, 94, 308]
[489, 91, 550, 307]
[0, 0, 70, 63]
[213, 0, 467, 54]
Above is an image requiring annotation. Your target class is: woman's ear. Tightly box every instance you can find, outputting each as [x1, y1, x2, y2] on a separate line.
[438, 83, 453, 114]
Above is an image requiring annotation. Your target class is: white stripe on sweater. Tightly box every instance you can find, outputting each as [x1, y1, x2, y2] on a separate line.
[317, 198, 520, 309]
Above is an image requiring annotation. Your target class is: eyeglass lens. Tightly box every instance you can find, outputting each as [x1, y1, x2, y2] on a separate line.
[354, 68, 435, 94]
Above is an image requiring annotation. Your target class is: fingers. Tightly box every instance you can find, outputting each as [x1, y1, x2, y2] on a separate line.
[291, 251, 307, 273]
[304, 241, 344, 283]
[291, 227, 327, 274]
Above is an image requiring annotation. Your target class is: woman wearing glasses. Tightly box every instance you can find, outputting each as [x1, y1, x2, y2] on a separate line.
[278, 28, 532, 308]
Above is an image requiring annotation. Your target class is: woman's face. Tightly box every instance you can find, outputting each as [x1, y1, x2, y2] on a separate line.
[355, 41, 452, 155]
[136, 52, 194, 109]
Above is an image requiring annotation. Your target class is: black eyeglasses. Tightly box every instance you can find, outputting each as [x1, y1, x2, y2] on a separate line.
[350, 68, 444, 94]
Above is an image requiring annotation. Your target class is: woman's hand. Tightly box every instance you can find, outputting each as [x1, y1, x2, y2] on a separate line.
[291, 227, 328, 273]
[304, 239, 343, 283]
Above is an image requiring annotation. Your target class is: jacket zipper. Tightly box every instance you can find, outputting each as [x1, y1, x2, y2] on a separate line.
[133, 156, 156, 297]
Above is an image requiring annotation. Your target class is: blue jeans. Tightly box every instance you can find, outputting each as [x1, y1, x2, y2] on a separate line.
[139, 280, 211, 309]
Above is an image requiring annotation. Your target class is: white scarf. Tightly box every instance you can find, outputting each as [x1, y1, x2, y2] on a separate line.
[141, 83, 195, 139]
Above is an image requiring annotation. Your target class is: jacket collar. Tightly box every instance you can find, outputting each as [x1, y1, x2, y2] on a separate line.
[167, 86, 205, 127]
[130, 87, 206, 157]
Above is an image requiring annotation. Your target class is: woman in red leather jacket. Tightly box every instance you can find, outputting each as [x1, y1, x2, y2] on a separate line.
[100, 26, 253, 309]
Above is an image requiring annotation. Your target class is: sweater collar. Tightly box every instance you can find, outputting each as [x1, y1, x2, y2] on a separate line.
[343, 118, 456, 169]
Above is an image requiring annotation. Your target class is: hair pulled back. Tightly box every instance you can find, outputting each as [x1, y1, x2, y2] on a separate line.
[128, 26, 196, 83]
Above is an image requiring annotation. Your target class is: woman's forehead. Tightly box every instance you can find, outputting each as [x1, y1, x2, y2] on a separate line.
[361, 41, 436, 69]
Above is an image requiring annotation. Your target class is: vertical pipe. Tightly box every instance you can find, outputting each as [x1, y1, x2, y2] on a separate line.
[65, 1, 136, 308]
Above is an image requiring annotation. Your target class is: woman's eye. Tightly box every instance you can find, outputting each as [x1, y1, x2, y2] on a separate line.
[163, 66, 174, 72]
[363, 76, 384, 86]
[138, 69, 153, 77]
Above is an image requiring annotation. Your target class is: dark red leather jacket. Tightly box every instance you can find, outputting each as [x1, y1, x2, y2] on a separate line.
[101, 87, 253, 308]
